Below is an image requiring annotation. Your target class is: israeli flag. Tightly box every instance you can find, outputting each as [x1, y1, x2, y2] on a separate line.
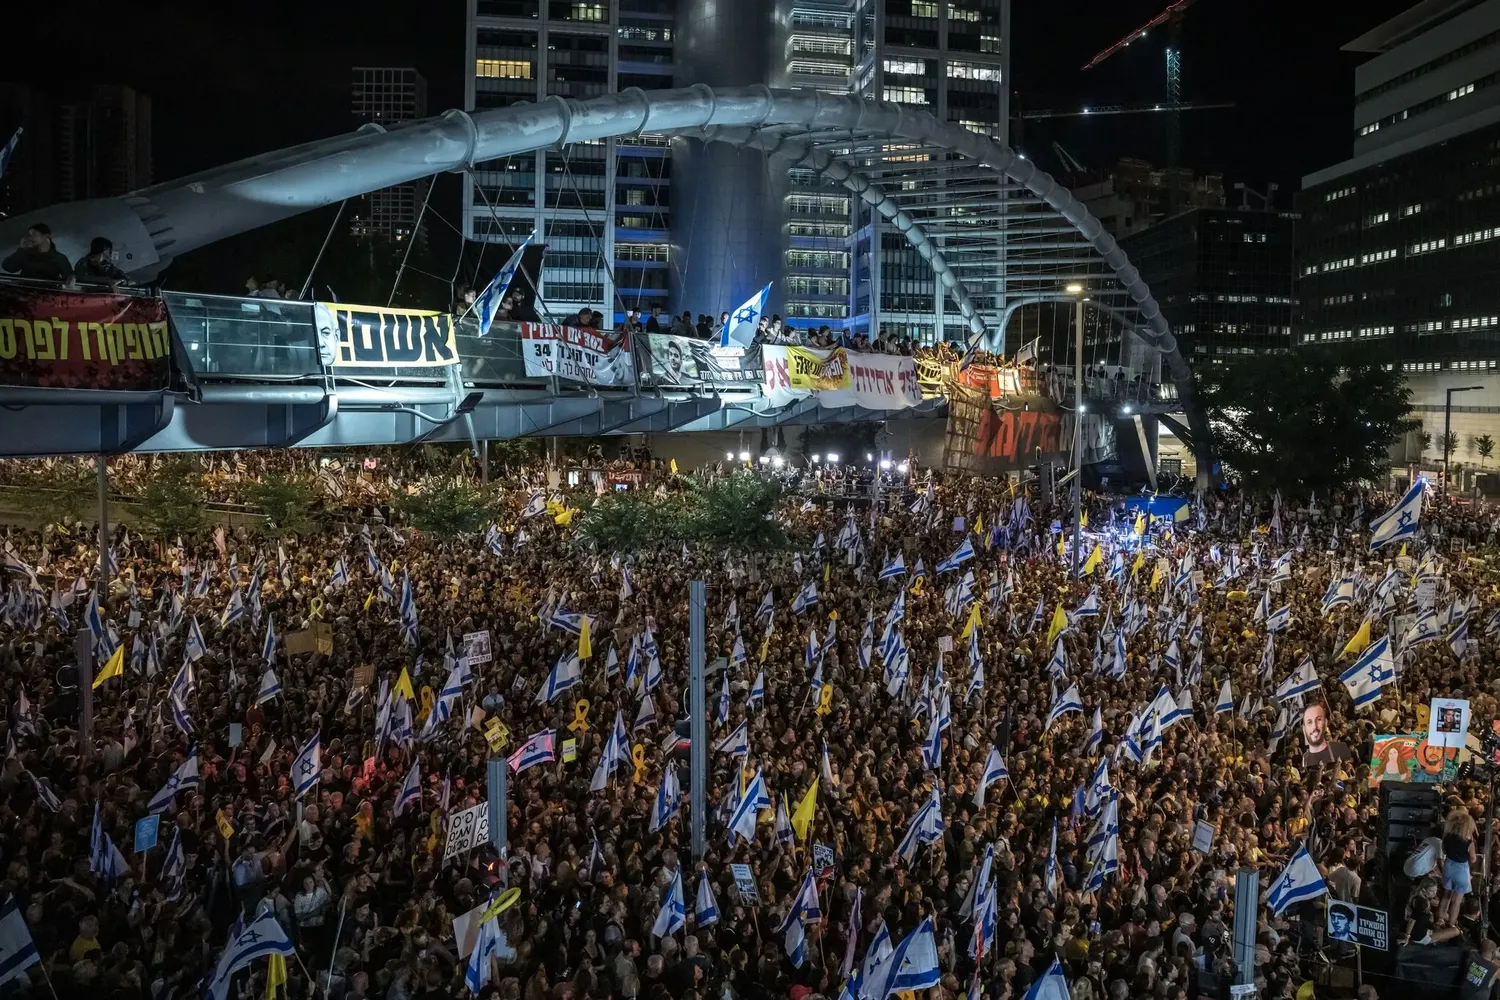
[1266, 844, 1329, 915]
[1084, 706, 1104, 755]
[1266, 603, 1292, 634]
[292, 732, 322, 796]
[920, 714, 942, 771]
[1405, 608, 1443, 646]
[1449, 618, 1471, 658]
[1369, 478, 1425, 550]
[0, 128, 22, 182]
[895, 786, 945, 865]
[536, 651, 583, 703]
[749, 670, 765, 708]
[330, 555, 349, 590]
[508, 729, 557, 774]
[937, 537, 975, 574]
[185, 616, 207, 662]
[394, 758, 423, 816]
[1045, 683, 1084, 732]
[651, 762, 681, 832]
[463, 917, 504, 994]
[716, 718, 750, 756]
[864, 916, 941, 1000]
[589, 711, 629, 792]
[1276, 659, 1320, 700]
[721, 281, 773, 348]
[147, 751, 200, 814]
[221, 587, 245, 627]
[473, 231, 535, 338]
[792, 580, 819, 615]
[695, 871, 720, 927]
[1073, 586, 1101, 617]
[635, 691, 657, 730]
[729, 634, 746, 667]
[879, 552, 906, 580]
[1022, 958, 1072, 1000]
[1341, 636, 1394, 709]
[1047, 638, 1069, 678]
[973, 746, 1008, 807]
[728, 768, 767, 844]
[1214, 678, 1234, 715]
[256, 667, 281, 706]
[755, 590, 774, 621]
[204, 910, 297, 1000]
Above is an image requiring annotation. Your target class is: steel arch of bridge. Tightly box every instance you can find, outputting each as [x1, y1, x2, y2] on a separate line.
[1, 85, 1211, 464]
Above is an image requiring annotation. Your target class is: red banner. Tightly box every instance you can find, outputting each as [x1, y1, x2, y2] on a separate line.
[0, 284, 172, 390]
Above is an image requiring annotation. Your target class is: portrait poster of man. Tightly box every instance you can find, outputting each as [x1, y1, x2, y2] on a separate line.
[1327, 902, 1357, 942]
[1301, 701, 1353, 768]
[1428, 697, 1471, 750]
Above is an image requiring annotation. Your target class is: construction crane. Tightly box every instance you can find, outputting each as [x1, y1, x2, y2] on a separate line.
[1019, 100, 1232, 121]
[1081, 0, 1209, 210]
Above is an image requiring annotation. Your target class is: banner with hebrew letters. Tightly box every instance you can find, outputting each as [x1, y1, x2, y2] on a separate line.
[520, 323, 634, 386]
[322, 303, 457, 369]
[0, 284, 172, 390]
[761, 345, 922, 410]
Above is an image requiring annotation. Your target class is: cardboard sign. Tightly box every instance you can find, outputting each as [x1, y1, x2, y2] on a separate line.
[813, 842, 835, 874]
[730, 863, 760, 904]
[1191, 819, 1215, 854]
[228, 723, 243, 748]
[443, 802, 490, 861]
[484, 719, 511, 753]
[1326, 903, 1388, 950]
[562, 738, 577, 763]
[286, 623, 334, 656]
[351, 664, 375, 689]
[463, 630, 493, 666]
[937, 635, 953, 653]
[133, 814, 160, 853]
[1415, 578, 1439, 609]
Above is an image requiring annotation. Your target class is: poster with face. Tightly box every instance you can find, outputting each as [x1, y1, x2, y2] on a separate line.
[1428, 697, 1471, 750]
[1301, 701, 1353, 768]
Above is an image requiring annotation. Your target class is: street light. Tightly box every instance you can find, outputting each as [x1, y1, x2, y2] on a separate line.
[811, 454, 822, 463]
[1066, 283, 1086, 579]
[827, 452, 840, 464]
[1444, 385, 1485, 493]
[738, 451, 750, 462]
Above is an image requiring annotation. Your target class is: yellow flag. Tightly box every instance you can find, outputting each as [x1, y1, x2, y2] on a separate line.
[975, 513, 985, 536]
[1134, 513, 1146, 536]
[92, 644, 124, 689]
[1399, 543, 1407, 558]
[1057, 534, 1066, 558]
[1082, 545, 1103, 575]
[960, 601, 982, 639]
[1080, 510, 1089, 528]
[216, 808, 235, 840]
[910, 577, 924, 596]
[1046, 603, 1068, 644]
[578, 615, 593, 659]
[823, 563, 830, 585]
[395, 666, 416, 702]
[266, 954, 287, 1000]
[1341, 619, 1372, 657]
[1149, 563, 1163, 590]
[790, 777, 819, 842]
[364, 589, 377, 611]
[1131, 551, 1145, 576]
[759, 634, 770, 663]
[554, 507, 574, 526]
[670, 458, 678, 475]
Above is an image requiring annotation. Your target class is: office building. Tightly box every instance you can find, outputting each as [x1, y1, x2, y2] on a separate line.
[1296, 0, 1500, 481]
[461, 0, 1011, 337]
[1072, 157, 1226, 241]
[0, 84, 151, 217]
[1121, 204, 1298, 360]
[351, 68, 429, 240]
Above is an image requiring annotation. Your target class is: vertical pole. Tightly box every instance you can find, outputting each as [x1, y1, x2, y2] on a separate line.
[1444, 389, 1454, 496]
[481, 439, 490, 484]
[487, 757, 508, 878]
[688, 579, 707, 861]
[1484, 769, 1495, 944]
[1071, 296, 1084, 579]
[97, 456, 110, 599]
[76, 629, 93, 752]
[1232, 868, 1259, 988]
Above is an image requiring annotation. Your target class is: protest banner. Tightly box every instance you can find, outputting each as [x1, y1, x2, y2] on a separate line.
[761, 345, 923, 410]
[0, 284, 172, 390]
[519, 323, 634, 385]
[640, 334, 759, 386]
[320, 303, 458, 369]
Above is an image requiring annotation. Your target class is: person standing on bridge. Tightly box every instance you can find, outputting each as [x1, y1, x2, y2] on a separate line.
[2, 222, 72, 283]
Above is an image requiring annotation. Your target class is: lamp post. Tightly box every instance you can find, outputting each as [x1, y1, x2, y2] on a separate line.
[1443, 385, 1484, 495]
[1067, 283, 1085, 578]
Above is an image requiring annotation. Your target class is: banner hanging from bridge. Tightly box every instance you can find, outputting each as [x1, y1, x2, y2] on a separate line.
[639, 334, 760, 387]
[943, 384, 1115, 475]
[761, 345, 922, 410]
[520, 324, 634, 386]
[0, 284, 173, 391]
[320, 303, 458, 369]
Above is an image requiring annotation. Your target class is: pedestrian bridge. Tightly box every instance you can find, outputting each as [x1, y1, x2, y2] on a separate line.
[0, 283, 1181, 458]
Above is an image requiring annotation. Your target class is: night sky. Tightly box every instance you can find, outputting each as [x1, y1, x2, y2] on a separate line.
[16, 0, 1417, 211]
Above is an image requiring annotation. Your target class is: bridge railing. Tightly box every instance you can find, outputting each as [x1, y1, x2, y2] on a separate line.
[162, 292, 324, 379]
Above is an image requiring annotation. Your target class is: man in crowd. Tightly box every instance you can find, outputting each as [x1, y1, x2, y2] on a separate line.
[2, 222, 73, 282]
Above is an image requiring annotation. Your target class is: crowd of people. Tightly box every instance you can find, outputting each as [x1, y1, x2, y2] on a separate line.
[0, 452, 1496, 1000]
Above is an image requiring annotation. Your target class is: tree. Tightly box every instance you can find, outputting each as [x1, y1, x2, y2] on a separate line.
[1418, 430, 1433, 457]
[1477, 433, 1495, 467]
[5, 460, 99, 524]
[683, 474, 787, 550]
[133, 458, 208, 538]
[1194, 348, 1416, 492]
[247, 472, 323, 538]
[1441, 431, 1460, 460]
[390, 481, 497, 536]
[576, 489, 681, 553]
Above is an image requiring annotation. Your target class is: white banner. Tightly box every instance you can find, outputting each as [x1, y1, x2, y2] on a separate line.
[443, 801, 489, 860]
[761, 345, 922, 410]
[519, 324, 635, 385]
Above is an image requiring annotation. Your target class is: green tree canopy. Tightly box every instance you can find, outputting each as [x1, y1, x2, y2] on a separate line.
[133, 458, 209, 538]
[1194, 348, 1416, 493]
[390, 481, 498, 536]
[247, 472, 323, 538]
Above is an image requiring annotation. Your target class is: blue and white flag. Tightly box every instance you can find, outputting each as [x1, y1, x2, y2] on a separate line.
[1341, 636, 1394, 709]
[464, 917, 505, 994]
[1022, 958, 1072, 1000]
[205, 910, 297, 1000]
[727, 769, 767, 844]
[394, 758, 422, 816]
[1449, 618, 1471, 658]
[755, 589, 775, 621]
[147, 751, 200, 814]
[292, 733, 322, 796]
[895, 786, 944, 865]
[634, 691, 657, 730]
[89, 804, 128, 883]
[589, 711, 629, 792]
[864, 916, 941, 1000]
[1369, 478, 1425, 550]
[1214, 678, 1234, 715]
[792, 580, 819, 615]
[185, 616, 207, 662]
[651, 762, 681, 832]
[507, 729, 557, 774]
[716, 718, 749, 756]
[920, 714, 942, 771]
[1084, 706, 1104, 755]
[535, 651, 583, 703]
[0, 129, 22, 182]
[473, 232, 535, 338]
[1405, 608, 1443, 646]
[695, 871, 720, 927]
[1266, 844, 1329, 915]
[749, 670, 765, 708]
[1045, 683, 1084, 732]
[220, 587, 245, 627]
[721, 282, 773, 348]
[1276, 659, 1320, 700]
[256, 667, 281, 706]
[1073, 586, 1101, 617]
[879, 552, 906, 580]
[1266, 603, 1292, 634]
[974, 746, 1007, 807]
[937, 538, 975, 574]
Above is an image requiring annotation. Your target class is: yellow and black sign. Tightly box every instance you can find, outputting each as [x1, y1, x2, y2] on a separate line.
[321, 303, 458, 369]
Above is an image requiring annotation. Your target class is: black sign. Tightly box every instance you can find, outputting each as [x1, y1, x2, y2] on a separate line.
[1326, 902, 1388, 950]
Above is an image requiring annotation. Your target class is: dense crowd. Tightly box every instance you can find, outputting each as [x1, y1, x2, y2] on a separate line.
[0, 457, 1497, 1000]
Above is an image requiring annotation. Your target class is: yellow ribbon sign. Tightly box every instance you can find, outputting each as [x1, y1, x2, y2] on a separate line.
[816, 684, 833, 717]
[308, 597, 325, 621]
[569, 699, 591, 733]
[484, 719, 510, 753]
[479, 886, 523, 924]
[419, 686, 435, 724]
[216, 808, 235, 840]
[632, 743, 647, 784]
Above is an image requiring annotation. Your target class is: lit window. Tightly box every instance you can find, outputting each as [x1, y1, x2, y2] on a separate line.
[1359, 122, 1381, 135]
[476, 59, 532, 79]
[1360, 248, 1396, 265]
[947, 4, 981, 20]
[1453, 316, 1500, 330]
[946, 61, 1001, 81]
[790, 34, 851, 56]
[571, 2, 606, 20]
[1365, 211, 1389, 227]
[883, 58, 926, 75]
[883, 86, 929, 105]
[980, 33, 1001, 52]
[790, 60, 848, 77]
[1401, 202, 1423, 217]
[1357, 326, 1393, 338]
[911, 1, 939, 16]
[1325, 186, 1356, 202]
[1449, 82, 1476, 100]
[1407, 238, 1447, 255]
[1455, 227, 1500, 246]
